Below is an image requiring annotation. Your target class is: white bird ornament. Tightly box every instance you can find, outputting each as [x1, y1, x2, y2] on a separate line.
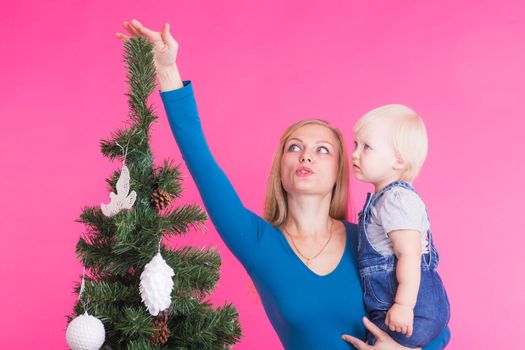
[101, 163, 137, 217]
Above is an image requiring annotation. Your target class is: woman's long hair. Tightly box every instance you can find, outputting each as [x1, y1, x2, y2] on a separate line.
[263, 119, 350, 227]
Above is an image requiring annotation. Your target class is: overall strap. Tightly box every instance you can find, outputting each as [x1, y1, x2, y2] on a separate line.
[371, 181, 437, 268]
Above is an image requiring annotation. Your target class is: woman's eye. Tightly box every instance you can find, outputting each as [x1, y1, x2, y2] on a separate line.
[288, 144, 301, 152]
[318, 146, 329, 154]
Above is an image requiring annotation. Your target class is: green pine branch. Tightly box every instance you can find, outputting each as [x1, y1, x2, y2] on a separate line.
[160, 204, 208, 236]
[163, 246, 221, 297]
[168, 302, 241, 349]
[154, 159, 184, 199]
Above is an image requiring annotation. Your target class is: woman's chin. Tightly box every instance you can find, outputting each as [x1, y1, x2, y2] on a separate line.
[287, 183, 332, 196]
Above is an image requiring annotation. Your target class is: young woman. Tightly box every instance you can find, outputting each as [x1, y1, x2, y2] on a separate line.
[116, 19, 450, 350]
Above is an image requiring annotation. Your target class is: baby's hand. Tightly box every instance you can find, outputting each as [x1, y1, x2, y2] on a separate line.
[385, 303, 414, 337]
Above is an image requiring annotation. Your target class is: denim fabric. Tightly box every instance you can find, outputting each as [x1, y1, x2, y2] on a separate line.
[358, 180, 450, 348]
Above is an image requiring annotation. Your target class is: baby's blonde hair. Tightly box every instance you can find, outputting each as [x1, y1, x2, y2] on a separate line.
[354, 104, 428, 182]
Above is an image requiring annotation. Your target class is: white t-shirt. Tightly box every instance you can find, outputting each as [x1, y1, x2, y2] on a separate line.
[366, 187, 430, 256]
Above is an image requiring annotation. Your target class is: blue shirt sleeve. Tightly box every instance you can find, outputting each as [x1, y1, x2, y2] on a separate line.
[423, 327, 451, 350]
[159, 81, 266, 272]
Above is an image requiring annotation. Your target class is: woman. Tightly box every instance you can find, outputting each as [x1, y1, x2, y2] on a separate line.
[116, 19, 450, 349]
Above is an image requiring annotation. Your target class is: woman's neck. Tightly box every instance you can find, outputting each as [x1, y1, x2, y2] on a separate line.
[284, 192, 333, 237]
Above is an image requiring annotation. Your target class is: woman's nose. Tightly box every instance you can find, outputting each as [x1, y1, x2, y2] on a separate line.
[300, 152, 312, 163]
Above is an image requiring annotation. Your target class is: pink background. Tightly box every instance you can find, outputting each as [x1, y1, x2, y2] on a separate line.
[1, 0, 524, 348]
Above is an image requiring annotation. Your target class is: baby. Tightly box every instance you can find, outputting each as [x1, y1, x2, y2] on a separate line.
[351, 104, 450, 348]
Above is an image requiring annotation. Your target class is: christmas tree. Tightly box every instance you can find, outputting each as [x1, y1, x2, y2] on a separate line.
[66, 37, 241, 350]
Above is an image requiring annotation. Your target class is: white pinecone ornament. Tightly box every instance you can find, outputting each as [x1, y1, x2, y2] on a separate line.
[66, 312, 105, 350]
[140, 252, 175, 316]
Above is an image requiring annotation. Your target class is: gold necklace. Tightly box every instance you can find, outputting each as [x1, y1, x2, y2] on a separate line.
[281, 219, 334, 266]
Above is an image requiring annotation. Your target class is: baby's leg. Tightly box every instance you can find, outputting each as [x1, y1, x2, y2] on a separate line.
[367, 311, 431, 349]
[367, 271, 450, 348]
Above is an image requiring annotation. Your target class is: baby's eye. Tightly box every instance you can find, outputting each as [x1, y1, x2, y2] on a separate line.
[318, 146, 329, 154]
[353, 141, 358, 149]
[288, 144, 301, 152]
[364, 144, 372, 150]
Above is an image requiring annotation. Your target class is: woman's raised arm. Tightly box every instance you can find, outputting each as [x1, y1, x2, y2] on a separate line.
[116, 20, 266, 273]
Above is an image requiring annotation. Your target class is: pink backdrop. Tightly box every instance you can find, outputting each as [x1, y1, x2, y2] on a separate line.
[1, 1, 524, 349]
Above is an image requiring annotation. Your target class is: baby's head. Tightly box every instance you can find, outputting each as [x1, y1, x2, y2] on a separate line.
[352, 104, 428, 187]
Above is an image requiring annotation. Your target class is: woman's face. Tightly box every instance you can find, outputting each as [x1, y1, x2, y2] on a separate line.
[280, 124, 340, 197]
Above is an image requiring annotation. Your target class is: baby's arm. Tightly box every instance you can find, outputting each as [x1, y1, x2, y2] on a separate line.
[386, 229, 422, 337]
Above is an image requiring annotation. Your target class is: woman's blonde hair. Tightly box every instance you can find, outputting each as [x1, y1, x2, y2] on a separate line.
[263, 119, 350, 227]
[354, 104, 428, 182]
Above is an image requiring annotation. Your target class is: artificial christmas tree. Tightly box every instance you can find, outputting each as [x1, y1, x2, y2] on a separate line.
[66, 37, 241, 349]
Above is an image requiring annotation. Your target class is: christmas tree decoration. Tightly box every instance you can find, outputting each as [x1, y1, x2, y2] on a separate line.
[68, 37, 241, 349]
[66, 269, 106, 350]
[151, 188, 174, 210]
[151, 318, 170, 346]
[66, 312, 106, 350]
[100, 162, 137, 217]
[156, 308, 169, 322]
[140, 251, 175, 316]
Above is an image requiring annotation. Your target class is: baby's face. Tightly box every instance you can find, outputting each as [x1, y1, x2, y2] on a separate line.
[351, 120, 402, 191]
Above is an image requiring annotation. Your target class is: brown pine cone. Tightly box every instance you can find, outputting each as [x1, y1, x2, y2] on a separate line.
[156, 309, 169, 323]
[151, 189, 173, 210]
[151, 319, 170, 346]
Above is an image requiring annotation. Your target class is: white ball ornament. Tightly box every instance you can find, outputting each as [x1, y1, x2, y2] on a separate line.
[66, 312, 105, 350]
[140, 252, 175, 316]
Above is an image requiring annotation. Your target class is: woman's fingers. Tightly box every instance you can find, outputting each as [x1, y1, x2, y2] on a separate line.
[115, 32, 130, 41]
[362, 317, 388, 341]
[161, 23, 177, 47]
[123, 21, 141, 37]
[341, 334, 370, 349]
[130, 19, 160, 42]
[161, 23, 170, 42]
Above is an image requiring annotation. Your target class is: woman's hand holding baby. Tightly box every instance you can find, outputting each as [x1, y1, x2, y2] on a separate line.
[342, 317, 420, 350]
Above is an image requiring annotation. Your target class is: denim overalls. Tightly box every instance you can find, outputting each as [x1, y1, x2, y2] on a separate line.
[358, 180, 450, 348]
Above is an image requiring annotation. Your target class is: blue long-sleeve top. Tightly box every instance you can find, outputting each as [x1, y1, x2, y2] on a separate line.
[160, 81, 450, 349]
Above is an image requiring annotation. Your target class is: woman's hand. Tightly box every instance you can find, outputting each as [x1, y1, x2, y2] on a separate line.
[342, 317, 420, 350]
[115, 19, 183, 91]
[116, 19, 178, 69]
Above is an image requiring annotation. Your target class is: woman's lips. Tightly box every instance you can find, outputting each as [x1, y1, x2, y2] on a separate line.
[295, 167, 313, 176]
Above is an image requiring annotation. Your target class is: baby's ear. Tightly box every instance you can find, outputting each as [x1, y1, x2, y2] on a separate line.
[393, 156, 406, 171]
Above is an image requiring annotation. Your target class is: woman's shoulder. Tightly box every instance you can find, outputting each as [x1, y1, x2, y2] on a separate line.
[341, 219, 358, 230]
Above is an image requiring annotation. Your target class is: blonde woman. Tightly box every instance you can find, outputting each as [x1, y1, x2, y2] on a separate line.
[116, 19, 450, 350]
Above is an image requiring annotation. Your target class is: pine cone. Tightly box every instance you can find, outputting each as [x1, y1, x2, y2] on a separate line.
[151, 189, 173, 210]
[156, 309, 169, 323]
[151, 319, 170, 346]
